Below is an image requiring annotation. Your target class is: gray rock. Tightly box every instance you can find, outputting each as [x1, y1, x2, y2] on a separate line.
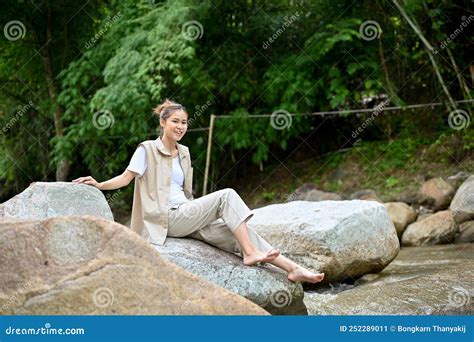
[289, 184, 342, 202]
[0, 182, 113, 221]
[394, 193, 418, 205]
[248, 200, 399, 283]
[418, 177, 455, 210]
[293, 189, 342, 202]
[327, 168, 347, 183]
[454, 221, 474, 243]
[450, 176, 474, 224]
[384, 202, 417, 237]
[402, 210, 458, 246]
[416, 205, 434, 217]
[304, 244, 474, 315]
[417, 213, 433, 221]
[154, 237, 305, 315]
[0, 216, 267, 315]
[447, 171, 470, 190]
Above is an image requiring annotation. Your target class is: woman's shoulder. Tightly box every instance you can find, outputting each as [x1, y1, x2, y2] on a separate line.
[136, 140, 158, 150]
[139, 139, 156, 146]
[177, 143, 190, 155]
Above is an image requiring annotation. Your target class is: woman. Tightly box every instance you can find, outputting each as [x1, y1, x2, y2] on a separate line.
[73, 99, 325, 283]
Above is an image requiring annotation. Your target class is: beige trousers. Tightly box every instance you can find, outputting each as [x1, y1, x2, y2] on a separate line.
[168, 188, 274, 256]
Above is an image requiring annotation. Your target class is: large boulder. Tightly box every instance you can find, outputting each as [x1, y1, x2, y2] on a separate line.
[0, 216, 267, 315]
[401, 210, 458, 247]
[454, 221, 474, 244]
[248, 200, 399, 283]
[154, 238, 305, 315]
[450, 175, 474, 224]
[384, 202, 417, 237]
[418, 177, 455, 211]
[0, 182, 113, 220]
[304, 243, 474, 315]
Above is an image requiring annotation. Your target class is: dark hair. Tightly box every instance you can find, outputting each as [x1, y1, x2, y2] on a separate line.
[153, 99, 187, 121]
[153, 99, 188, 137]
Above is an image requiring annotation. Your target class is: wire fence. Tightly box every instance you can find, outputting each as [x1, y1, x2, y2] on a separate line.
[66, 98, 473, 195]
[201, 99, 473, 194]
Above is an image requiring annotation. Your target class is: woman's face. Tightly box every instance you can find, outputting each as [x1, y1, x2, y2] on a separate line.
[161, 110, 188, 142]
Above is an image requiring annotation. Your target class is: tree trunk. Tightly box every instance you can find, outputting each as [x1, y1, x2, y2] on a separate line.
[445, 48, 472, 118]
[392, 0, 457, 112]
[31, 7, 70, 181]
[378, 39, 400, 104]
[446, 48, 472, 101]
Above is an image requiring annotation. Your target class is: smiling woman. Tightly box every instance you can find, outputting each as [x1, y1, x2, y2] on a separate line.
[155, 99, 188, 143]
[72, 99, 325, 284]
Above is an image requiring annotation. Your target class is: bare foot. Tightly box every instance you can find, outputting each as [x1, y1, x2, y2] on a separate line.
[288, 267, 325, 283]
[243, 248, 280, 266]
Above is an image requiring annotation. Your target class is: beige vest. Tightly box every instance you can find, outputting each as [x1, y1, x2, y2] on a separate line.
[130, 138, 193, 245]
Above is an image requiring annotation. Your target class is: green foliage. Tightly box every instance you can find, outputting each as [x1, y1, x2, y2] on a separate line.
[430, 127, 474, 163]
[385, 176, 401, 189]
[56, 0, 201, 179]
[353, 137, 425, 172]
[0, 0, 472, 204]
[262, 191, 276, 202]
[327, 180, 342, 193]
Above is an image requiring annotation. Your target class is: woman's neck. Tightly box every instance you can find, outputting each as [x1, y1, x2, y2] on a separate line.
[160, 135, 177, 154]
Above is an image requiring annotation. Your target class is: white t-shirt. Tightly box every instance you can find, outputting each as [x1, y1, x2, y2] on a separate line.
[127, 146, 190, 208]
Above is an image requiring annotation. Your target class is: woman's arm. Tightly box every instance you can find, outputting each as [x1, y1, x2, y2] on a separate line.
[72, 169, 137, 190]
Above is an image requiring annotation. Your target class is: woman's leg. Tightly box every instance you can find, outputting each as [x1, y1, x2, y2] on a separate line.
[172, 188, 325, 283]
[233, 221, 280, 265]
[168, 188, 279, 265]
[268, 254, 325, 283]
[235, 221, 324, 283]
[195, 219, 325, 283]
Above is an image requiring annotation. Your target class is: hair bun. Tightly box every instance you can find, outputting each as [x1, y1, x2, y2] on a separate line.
[153, 99, 186, 120]
[154, 99, 175, 117]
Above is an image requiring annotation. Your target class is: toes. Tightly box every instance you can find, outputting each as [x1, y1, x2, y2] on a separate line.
[287, 270, 325, 283]
[267, 249, 280, 257]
